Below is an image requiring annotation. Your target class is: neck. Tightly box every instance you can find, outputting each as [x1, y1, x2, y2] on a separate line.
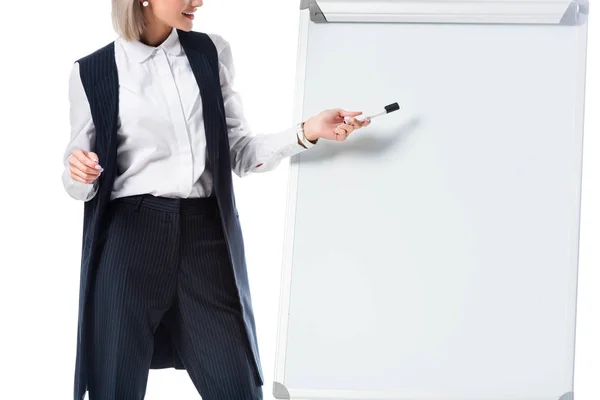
[140, 15, 173, 47]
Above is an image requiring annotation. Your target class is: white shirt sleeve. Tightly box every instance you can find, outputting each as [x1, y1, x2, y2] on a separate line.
[62, 62, 99, 201]
[213, 35, 312, 178]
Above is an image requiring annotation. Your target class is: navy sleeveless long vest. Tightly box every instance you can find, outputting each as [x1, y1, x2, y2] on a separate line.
[72, 30, 263, 400]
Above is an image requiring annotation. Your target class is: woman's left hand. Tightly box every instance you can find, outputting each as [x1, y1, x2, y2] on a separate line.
[303, 109, 371, 143]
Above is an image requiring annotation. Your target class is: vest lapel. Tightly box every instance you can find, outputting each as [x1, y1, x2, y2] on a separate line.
[78, 42, 119, 200]
[177, 29, 225, 189]
[74, 41, 120, 400]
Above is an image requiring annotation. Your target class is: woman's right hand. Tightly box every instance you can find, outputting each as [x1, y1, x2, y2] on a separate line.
[68, 149, 103, 184]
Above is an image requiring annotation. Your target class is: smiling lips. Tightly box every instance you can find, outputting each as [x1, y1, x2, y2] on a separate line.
[182, 11, 195, 20]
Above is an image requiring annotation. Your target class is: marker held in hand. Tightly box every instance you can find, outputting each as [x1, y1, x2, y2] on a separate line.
[344, 102, 400, 124]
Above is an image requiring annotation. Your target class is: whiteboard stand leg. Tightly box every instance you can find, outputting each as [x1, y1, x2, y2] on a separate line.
[273, 381, 290, 399]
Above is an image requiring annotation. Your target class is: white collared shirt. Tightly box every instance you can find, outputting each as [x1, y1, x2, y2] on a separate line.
[62, 28, 312, 201]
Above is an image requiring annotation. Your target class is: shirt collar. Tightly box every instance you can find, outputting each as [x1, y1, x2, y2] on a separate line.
[119, 27, 182, 63]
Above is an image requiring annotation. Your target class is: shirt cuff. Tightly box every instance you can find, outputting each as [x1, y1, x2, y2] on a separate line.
[62, 167, 99, 201]
[269, 126, 313, 159]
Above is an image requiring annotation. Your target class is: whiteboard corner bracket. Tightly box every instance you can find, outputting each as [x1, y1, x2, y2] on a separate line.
[560, 0, 589, 25]
[273, 381, 290, 399]
[300, 0, 327, 23]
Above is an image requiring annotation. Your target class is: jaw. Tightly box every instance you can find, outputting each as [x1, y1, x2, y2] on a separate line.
[171, 15, 194, 31]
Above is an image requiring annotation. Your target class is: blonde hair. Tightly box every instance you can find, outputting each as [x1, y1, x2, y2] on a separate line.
[112, 0, 146, 41]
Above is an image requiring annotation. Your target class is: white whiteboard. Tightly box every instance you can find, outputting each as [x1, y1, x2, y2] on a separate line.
[274, 2, 589, 400]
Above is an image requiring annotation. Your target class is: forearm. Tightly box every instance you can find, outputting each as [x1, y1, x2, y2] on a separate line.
[231, 126, 310, 177]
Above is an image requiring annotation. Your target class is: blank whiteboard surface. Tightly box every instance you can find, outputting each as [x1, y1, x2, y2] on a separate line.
[275, 7, 588, 400]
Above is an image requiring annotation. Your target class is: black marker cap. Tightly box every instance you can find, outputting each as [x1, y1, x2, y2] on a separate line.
[385, 102, 400, 113]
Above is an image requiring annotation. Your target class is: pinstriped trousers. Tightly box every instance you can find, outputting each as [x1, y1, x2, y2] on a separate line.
[86, 194, 263, 400]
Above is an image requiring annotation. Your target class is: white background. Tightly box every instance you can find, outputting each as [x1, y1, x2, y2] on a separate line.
[0, 1, 597, 399]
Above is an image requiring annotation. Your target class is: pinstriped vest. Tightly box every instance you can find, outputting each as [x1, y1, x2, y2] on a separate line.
[72, 30, 263, 400]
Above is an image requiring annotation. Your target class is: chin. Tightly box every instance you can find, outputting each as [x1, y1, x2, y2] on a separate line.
[174, 19, 193, 32]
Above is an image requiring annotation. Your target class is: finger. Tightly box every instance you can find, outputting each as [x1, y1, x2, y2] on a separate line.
[334, 126, 349, 140]
[338, 109, 363, 117]
[70, 174, 90, 184]
[70, 166, 99, 184]
[344, 116, 372, 129]
[70, 164, 97, 181]
[87, 151, 100, 163]
[72, 174, 98, 185]
[70, 158, 101, 178]
[73, 149, 100, 170]
[71, 153, 100, 175]
[356, 119, 370, 129]
[341, 124, 355, 134]
[351, 118, 370, 129]
[344, 117, 363, 129]
[335, 125, 351, 135]
[70, 153, 102, 175]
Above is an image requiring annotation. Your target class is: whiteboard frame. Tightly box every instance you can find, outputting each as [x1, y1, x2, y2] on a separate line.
[273, 4, 588, 400]
[302, 0, 588, 25]
[273, 6, 311, 398]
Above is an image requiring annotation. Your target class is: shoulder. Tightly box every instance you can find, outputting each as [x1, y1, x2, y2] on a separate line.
[179, 30, 230, 55]
[205, 32, 231, 56]
[203, 32, 235, 73]
[75, 41, 116, 66]
[73, 41, 117, 89]
[180, 30, 234, 70]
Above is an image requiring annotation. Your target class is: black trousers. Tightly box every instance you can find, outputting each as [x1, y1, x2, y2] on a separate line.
[86, 194, 263, 400]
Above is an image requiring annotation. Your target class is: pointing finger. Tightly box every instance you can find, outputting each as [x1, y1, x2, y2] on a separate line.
[338, 109, 362, 117]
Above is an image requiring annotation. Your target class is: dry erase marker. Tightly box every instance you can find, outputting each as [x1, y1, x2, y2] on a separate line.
[344, 102, 400, 124]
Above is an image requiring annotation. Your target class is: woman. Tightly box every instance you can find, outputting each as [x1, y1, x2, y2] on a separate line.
[62, 0, 369, 399]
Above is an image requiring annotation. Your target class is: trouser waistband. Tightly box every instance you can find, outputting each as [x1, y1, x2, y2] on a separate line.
[110, 194, 218, 215]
